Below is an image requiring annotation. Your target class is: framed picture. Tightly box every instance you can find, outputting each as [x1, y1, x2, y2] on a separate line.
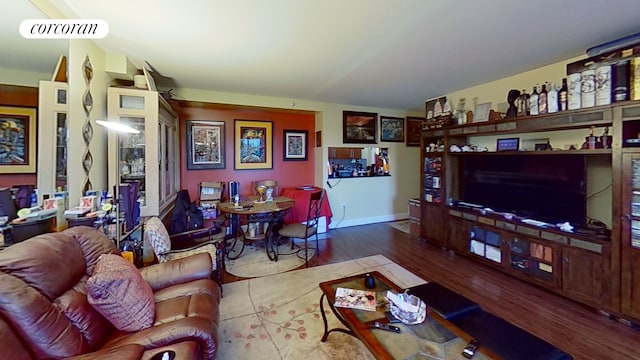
[283, 129, 308, 161]
[406, 116, 424, 147]
[316, 130, 322, 147]
[0, 106, 37, 173]
[343, 111, 377, 144]
[186, 120, 225, 170]
[425, 96, 447, 120]
[380, 116, 405, 142]
[496, 137, 520, 151]
[473, 102, 492, 123]
[234, 119, 273, 170]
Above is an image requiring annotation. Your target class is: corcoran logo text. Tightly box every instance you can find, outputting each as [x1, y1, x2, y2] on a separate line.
[20, 19, 109, 39]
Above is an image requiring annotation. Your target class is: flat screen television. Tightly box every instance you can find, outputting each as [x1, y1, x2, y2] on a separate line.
[459, 154, 586, 226]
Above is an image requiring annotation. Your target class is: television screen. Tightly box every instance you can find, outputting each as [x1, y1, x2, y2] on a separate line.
[460, 154, 586, 226]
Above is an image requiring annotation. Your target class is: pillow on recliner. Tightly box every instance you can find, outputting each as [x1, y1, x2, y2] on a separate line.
[87, 254, 155, 331]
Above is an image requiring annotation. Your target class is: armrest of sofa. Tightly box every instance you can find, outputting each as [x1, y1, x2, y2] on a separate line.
[139, 253, 212, 291]
[64, 341, 200, 360]
[104, 316, 218, 360]
[64, 344, 144, 360]
[140, 341, 200, 360]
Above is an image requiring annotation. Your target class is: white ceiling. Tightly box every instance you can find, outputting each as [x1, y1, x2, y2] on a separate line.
[4, 0, 640, 111]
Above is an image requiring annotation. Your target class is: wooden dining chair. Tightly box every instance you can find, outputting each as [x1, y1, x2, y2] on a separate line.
[276, 189, 324, 266]
[253, 180, 279, 201]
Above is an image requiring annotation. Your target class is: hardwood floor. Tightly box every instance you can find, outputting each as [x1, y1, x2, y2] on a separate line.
[222, 222, 640, 360]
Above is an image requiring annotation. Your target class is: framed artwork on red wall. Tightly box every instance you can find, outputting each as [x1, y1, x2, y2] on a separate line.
[186, 120, 225, 170]
[234, 119, 273, 170]
[283, 129, 308, 161]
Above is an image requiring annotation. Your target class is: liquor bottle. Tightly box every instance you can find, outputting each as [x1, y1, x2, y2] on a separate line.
[517, 89, 529, 116]
[581, 68, 596, 108]
[538, 83, 548, 114]
[568, 73, 582, 110]
[547, 82, 559, 113]
[529, 85, 539, 116]
[559, 78, 568, 111]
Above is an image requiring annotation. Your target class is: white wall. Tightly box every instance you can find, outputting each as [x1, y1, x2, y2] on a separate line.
[0, 67, 51, 86]
[67, 39, 110, 207]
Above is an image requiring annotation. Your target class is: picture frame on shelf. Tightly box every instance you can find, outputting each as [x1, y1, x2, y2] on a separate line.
[283, 129, 308, 161]
[496, 137, 520, 152]
[473, 102, 492, 122]
[425, 96, 447, 121]
[406, 116, 424, 147]
[186, 120, 225, 170]
[380, 116, 405, 142]
[0, 106, 37, 173]
[234, 119, 273, 169]
[343, 110, 377, 144]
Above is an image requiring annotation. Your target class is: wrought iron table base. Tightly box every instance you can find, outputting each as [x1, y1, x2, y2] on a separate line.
[319, 293, 358, 342]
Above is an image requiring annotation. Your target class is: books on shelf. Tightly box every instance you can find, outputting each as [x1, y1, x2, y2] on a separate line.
[334, 287, 376, 311]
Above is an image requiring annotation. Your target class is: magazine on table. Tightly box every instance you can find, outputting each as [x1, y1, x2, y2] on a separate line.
[334, 287, 376, 311]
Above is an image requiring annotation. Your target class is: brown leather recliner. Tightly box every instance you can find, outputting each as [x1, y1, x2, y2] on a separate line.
[0, 226, 220, 359]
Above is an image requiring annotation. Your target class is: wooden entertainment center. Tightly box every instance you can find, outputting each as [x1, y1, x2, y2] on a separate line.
[420, 100, 640, 323]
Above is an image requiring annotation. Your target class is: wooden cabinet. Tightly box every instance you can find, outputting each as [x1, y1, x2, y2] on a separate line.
[506, 234, 559, 287]
[562, 245, 611, 307]
[619, 103, 640, 320]
[107, 87, 179, 217]
[408, 198, 421, 238]
[419, 102, 640, 318]
[622, 251, 640, 319]
[420, 129, 447, 245]
[329, 147, 362, 159]
[621, 155, 640, 316]
[447, 215, 472, 254]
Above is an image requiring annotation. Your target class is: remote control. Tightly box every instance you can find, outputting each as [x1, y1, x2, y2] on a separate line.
[385, 311, 401, 324]
[370, 321, 401, 333]
[462, 339, 479, 359]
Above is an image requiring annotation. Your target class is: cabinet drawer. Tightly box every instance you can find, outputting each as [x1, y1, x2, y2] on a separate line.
[408, 199, 421, 218]
[410, 218, 421, 236]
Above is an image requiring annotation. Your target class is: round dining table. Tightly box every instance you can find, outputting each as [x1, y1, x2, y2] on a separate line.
[217, 195, 294, 261]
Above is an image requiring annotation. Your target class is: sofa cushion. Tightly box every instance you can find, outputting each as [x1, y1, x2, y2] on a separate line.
[87, 254, 155, 331]
[145, 217, 171, 257]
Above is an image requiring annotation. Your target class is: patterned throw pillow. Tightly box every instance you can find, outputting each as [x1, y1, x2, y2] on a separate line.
[87, 254, 155, 331]
[144, 217, 171, 260]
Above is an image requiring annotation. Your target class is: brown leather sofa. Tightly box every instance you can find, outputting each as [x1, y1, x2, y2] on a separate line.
[0, 226, 220, 359]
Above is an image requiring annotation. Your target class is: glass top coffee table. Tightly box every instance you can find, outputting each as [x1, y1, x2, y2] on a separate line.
[319, 271, 491, 360]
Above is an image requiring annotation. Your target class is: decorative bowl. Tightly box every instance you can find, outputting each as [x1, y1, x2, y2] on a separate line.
[389, 294, 427, 325]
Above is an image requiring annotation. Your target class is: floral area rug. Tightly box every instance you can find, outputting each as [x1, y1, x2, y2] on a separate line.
[225, 241, 316, 278]
[217, 255, 427, 360]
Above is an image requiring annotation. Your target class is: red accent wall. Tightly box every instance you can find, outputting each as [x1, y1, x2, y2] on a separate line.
[0, 84, 38, 188]
[171, 101, 316, 202]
